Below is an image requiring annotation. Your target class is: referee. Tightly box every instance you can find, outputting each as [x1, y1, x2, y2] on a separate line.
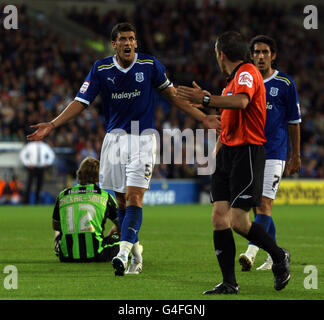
[177, 31, 290, 294]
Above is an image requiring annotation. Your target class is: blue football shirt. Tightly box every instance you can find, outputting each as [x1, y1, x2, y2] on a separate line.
[75, 53, 172, 133]
[263, 70, 301, 160]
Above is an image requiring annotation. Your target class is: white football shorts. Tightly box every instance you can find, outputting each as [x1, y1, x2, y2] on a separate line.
[262, 159, 286, 200]
[99, 132, 157, 193]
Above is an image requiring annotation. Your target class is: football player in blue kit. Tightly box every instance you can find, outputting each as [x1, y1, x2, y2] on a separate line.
[239, 35, 301, 271]
[27, 23, 207, 276]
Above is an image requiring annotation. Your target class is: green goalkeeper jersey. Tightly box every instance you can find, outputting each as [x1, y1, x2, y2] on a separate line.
[52, 184, 118, 260]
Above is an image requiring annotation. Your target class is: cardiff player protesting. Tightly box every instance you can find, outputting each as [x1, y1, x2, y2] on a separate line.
[52, 156, 120, 262]
[27, 23, 207, 275]
[238, 35, 301, 271]
[177, 31, 290, 294]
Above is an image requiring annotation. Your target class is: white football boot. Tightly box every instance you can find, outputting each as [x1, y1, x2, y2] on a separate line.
[256, 255, 273, 270]
[126, 244, 143, 275]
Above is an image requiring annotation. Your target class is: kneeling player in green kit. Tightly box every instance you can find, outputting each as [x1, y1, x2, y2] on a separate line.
[52, 156, 120, 262]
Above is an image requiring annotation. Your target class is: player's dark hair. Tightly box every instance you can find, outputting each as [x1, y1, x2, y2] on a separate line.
[76, 156, 99, 185]
[111, 22, 136, 41]
[250, 35, 277, 54]
[215, 31, 248, 62]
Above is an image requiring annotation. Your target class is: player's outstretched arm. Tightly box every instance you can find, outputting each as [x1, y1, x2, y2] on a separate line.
[161, 85, 224, 130]
[27, 100, 86, 141]
[160, 86, 207, 123]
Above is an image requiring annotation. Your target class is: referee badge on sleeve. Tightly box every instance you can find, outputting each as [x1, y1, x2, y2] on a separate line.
[238, 72, 253, 88]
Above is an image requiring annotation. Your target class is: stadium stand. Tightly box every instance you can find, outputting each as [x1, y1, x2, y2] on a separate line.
[0, 1, 323, 203]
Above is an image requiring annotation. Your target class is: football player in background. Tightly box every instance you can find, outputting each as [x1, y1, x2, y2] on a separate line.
[239, 35, 301, 271]
[28, 23, 208, 276]
[52, 156, 120, 262]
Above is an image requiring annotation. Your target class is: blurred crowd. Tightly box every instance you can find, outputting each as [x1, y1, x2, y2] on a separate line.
[0, 5, 105, 186]
[1, 0, 324, 195]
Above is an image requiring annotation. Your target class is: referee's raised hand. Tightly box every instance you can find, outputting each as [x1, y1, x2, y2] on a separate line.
[177, 81, 205, 104]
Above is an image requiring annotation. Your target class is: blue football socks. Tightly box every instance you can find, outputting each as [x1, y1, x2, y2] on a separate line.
[249, 214, 275, 245]
[121, 205, 142, 243]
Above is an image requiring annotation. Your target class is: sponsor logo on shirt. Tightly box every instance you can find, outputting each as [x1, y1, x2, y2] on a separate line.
[238, 72, 253, 88]
[80, 81, 90, 93]
[111, 90, 141, 100]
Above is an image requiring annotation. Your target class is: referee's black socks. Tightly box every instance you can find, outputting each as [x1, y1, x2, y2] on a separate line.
[246, 222, 285, 263]
[213, 229, 238, 286]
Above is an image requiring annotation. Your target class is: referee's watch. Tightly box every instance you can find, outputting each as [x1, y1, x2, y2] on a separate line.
[202, 94, 211, 107]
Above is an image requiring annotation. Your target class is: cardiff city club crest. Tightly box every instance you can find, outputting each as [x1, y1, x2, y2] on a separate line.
[269, 87, 279, 97]
[135, 72, 144, 82]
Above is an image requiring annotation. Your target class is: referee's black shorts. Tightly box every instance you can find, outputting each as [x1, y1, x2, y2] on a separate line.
[210, 144, 265, 208]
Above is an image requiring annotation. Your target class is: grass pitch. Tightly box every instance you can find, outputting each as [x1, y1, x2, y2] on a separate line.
[0, 204, 323, 300]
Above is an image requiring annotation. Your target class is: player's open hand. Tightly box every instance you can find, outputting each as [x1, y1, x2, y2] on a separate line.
[286, 155, 301, 176]
[177, 81, 205, 104]
[27, 122, 54, 141]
